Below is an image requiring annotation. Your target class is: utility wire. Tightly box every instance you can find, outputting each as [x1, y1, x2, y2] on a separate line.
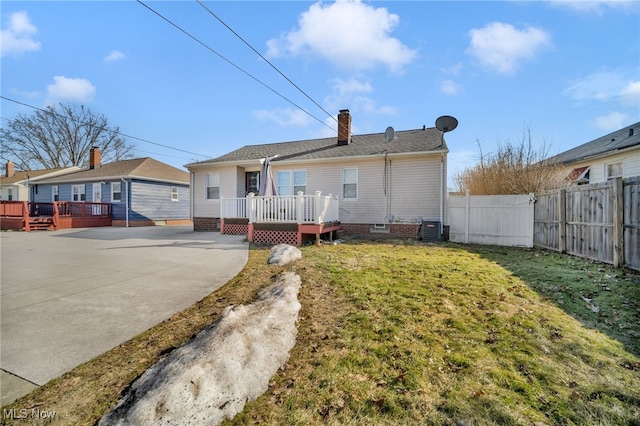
[137, 0, 337, 133]
[196, 0, 342, 132]
[0, 96, 211, 159]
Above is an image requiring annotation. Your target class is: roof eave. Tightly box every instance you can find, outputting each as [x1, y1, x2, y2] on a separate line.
[185, 148, 448, 170]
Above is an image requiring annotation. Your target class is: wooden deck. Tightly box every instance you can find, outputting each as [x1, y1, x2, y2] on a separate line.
[220, 192, 341, 245]
[0, 201, 112, 231]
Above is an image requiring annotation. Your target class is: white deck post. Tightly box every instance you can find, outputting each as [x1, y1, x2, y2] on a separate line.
[315, 191, 322, 224]
[296, 192, 304, 224]
[247, 193, 255, 223]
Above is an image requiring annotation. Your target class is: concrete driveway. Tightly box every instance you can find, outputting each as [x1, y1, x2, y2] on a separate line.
[0, 226, 248, 406]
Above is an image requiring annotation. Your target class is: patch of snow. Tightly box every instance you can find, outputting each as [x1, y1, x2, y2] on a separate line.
[267, 244, 301, 266]
[99, 272, 302, 426]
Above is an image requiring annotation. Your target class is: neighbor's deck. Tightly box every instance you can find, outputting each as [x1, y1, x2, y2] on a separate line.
[220, 192, 341, 245]
[0, 201, 112, 231]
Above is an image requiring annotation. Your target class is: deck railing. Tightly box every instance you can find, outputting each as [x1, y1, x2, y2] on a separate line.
[0, 201, 111, 231]
[221, 191, 339, 224]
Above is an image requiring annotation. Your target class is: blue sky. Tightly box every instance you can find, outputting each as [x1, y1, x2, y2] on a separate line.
[1, 0, 639, 188]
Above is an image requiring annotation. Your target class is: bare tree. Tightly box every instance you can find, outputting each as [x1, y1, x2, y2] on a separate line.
[0, 102, 134, 170]
[453, 128, 567, 195]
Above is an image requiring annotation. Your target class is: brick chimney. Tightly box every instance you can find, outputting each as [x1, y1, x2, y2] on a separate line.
[89, 147, 101, 169]
[5, 161, 15, 177]
[337, 109, 351, 146]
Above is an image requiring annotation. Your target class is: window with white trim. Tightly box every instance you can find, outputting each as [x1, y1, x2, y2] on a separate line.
[52, 185, 59, 201]
[111, 182, 122, 202]
[171, 186, 179, 201]
[606, 161, 623, 179]
[206, 173, 220, 200]
[342, 167, 358, 199]
[277, 170, 307, 195]
[72, 184, 86, 201]
[7, 188, 13, 201]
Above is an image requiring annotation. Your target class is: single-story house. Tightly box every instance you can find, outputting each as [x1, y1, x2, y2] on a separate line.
[33, 148, 191, 227]
[185, 109, 449, 244]
[0, 161, 80, 201]
[546, 121, 640, 184]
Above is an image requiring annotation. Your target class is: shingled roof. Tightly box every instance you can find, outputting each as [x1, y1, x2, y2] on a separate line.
[186, 126, 447, 168]
[0, 167, 79, 185]
[35, 157, 189, 184]
[546, 121, 640, 165]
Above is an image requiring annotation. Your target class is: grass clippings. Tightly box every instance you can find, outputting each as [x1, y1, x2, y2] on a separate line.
[2, 241, 639, 426]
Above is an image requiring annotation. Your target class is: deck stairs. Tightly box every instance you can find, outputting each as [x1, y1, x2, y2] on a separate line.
[28, 216, 55, 231]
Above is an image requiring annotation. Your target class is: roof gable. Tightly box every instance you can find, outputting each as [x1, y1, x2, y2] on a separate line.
[547, 122, 640, 165]
[186, 127, 446, 168]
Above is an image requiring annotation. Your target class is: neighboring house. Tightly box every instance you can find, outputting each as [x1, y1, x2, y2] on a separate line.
[34, 148, 191, 226]
[0, 161, 80, 201]
[546, 122, 640, 184]
[185, 110, 449, 243]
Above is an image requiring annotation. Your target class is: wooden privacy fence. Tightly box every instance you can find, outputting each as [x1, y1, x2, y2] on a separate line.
[534, 177, 640, 270]
[448, 192, 535, 247]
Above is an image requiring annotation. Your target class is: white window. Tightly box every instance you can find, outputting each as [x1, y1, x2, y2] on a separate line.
[112, 182, 122, 202]
[7, 188, 13, 201]
[342, 168, 358, 199]
[171, 186, 179, 201]
[206, 173, 220, 200]
[52, 185, 59, 202]
[277, 170, 306, 195]
[606, 161, 623, 179]
[72, 184, 86, 201]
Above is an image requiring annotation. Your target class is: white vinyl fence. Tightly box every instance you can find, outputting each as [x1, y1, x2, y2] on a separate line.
[448, 192, 535, 247]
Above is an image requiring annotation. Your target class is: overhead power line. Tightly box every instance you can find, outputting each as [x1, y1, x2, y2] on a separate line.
[137, 0, 337, 133]
[195, 0, 341, 131]
[0, 96, 212, 159]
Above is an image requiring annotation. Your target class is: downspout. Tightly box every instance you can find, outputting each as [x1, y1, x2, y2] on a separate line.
[439, 153, 444, 239]
[121, 177, 129, 227]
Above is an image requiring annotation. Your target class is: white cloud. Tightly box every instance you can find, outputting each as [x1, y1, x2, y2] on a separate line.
[549, 0, 638, 13]
[564, 69, 639, 106]
[322, 76, 395, 116]
[266, 0, 417, 73]
[104, 50, 126, 62]
[467, 22, 552, 74]
[441, 79, 463, 95]
[441, 63, 463, 76]
[594, 112, 628, 130]
[253, 108, 314, 127]
[619, 80, 640, 106]
[45, 76, 96, 105]
[1, 11, 41, 57]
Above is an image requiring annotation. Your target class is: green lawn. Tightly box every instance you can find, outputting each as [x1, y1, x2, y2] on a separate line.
[2, 241, 639, 426]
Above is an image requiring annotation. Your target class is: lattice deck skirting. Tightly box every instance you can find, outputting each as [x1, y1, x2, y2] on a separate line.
[253, 230, 298, 246]
[223, 223, 248, 235]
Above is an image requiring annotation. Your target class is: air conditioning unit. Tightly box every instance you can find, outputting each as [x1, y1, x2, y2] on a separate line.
[422, 221, 441, 242]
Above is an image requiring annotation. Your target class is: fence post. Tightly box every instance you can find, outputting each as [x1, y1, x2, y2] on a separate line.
[612, 177, 624, 268]
[464, 190, 470, 244]
[314, 191, 322, 224]
[53, 202, 59, 229]
[558, 189, 566, 253]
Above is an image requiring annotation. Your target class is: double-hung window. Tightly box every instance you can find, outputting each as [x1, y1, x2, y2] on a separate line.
[52, 185, 59, 201]
[111, 182, 122, 202]
[72, 184, 86, 201]
[171, 186, 179, 201]
[206, 173, 220, 200]
[342, 167, 358, 199]
[277, 170, 306, 195]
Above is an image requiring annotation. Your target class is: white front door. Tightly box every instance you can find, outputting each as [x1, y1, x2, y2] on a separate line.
[92, 183, 102, 215]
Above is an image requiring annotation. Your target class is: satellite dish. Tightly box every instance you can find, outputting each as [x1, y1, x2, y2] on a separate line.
[435, 115, 458, 133]
[385, 126, 395, 143]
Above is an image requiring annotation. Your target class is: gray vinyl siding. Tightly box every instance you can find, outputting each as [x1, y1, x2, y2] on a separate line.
[128, 180, 189, 221]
